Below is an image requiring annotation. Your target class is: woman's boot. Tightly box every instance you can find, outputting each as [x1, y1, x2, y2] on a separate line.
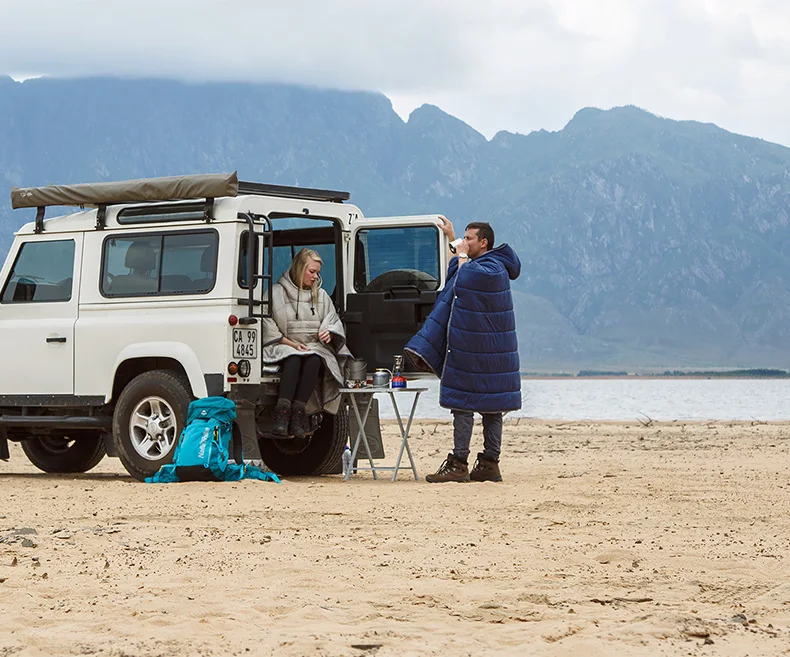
[272, 399, 291, 436]
[288, 401, 307, 439]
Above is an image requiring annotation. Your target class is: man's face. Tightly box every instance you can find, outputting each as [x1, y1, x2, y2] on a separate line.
[463, 228, 488, 259]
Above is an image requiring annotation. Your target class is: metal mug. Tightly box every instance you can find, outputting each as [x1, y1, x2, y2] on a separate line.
[372, 368, 391, 387]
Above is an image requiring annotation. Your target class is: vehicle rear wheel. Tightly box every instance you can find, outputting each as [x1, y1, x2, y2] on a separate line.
[258, 407, 348, 476]
[21, 432, 106, 474]
[113, 370, 192, 481]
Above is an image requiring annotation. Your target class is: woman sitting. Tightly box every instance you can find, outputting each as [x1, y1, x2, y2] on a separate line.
[262, 248, 351, 438]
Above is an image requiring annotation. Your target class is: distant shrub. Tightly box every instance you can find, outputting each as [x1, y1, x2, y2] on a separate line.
[661, 369, 790, 378]
[577, 370, 629, 377]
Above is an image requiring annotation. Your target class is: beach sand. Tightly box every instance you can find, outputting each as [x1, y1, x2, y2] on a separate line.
[2, 419, 790, 656]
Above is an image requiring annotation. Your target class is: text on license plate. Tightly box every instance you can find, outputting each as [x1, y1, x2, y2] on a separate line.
[233, 328, 258, 359]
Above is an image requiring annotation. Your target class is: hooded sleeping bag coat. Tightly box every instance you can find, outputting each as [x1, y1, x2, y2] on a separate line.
[405, 244, 521, 414]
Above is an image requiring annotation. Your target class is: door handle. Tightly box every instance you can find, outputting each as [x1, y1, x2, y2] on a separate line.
[46, 336, 67, 344]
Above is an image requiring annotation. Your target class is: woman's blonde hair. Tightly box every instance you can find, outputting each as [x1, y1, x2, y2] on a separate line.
[288, 248, 323, 306]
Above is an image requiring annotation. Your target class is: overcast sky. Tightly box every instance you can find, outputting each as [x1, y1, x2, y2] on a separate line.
[2, 0, 790, 146]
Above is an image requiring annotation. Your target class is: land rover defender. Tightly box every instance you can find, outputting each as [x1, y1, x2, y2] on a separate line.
[0, 172, 447, 480]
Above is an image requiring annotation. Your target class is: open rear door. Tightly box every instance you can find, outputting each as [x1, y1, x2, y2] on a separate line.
[344, 216, 445, 371]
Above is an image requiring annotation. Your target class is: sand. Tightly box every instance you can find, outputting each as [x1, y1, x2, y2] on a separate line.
[2, 419, 790, 656]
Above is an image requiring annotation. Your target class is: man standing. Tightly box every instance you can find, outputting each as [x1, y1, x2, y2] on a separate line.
[405, 218, 521, 482]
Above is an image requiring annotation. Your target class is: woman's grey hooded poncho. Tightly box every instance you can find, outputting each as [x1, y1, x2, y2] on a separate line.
[261, 274, 352, 414]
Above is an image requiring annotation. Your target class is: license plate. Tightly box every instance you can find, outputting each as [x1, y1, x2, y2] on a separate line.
[232, 328, 257, 359]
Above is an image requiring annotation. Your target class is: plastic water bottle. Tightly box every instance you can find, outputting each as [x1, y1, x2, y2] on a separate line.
[341, 444, 353, 474]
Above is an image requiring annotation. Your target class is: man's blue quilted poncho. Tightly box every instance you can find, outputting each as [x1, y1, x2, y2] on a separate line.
[405, 244, 522, 413]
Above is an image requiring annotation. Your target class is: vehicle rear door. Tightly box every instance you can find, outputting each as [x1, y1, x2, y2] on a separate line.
[344, 216, 444, 371]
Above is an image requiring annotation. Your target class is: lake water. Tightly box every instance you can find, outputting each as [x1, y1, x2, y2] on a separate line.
[376, 378, 790, 421]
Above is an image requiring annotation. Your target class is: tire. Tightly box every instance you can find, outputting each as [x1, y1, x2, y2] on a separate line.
[258, 406, 348, 476]
[20, 432, 106, 474]
[112, 370, 192, 481]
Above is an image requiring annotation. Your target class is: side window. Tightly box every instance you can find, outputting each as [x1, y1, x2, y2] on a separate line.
[353, 226, 439, 292]
[161, 233, 217, 294]
[1, 240, 75, 303]
[103, 236, 161, 296]
[102, 231, 217, 297]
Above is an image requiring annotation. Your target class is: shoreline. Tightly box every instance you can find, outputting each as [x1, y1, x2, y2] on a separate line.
[519, 374, 790, 380]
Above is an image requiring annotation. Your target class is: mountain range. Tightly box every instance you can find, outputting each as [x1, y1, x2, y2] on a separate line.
[1, 76, 789, 370]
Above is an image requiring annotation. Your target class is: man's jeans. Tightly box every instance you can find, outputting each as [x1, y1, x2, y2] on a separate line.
[452, 410, 503, 462]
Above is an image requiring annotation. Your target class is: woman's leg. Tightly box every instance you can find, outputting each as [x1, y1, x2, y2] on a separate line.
[273, 356, 302, 435]
[285, 355, 323, 439]
[278, 355, 303, 402]
[293, 355, 323, 404]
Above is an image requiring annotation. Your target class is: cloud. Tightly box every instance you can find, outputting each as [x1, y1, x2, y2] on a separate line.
[1, 0, 790, 146]
[0, 0, 478, 90]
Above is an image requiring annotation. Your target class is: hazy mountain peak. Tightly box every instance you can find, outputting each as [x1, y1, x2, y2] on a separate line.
[407, 104, 486, 143]
[2, 77, 790, 369]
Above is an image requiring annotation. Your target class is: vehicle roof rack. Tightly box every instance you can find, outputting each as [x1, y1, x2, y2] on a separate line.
[11, 172, 350, 211]
[10, 171, 350, 233]
[237, 181, 349, 203]
[10, 172, 240, 210]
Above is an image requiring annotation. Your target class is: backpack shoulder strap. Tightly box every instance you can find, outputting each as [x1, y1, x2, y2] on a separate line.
[231, 422, 244, 464]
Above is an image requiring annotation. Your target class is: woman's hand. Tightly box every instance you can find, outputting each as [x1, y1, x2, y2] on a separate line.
[280, 336, 310, 352]
[318, 330, 331, 344]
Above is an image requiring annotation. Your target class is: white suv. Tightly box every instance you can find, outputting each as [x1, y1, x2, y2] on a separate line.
[0, 172, 447, 480]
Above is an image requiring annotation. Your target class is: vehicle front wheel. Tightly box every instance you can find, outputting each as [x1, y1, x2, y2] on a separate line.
[21, 432, 106, 474]
[258, 407, 348, 476]
[112, 370, 192, 481]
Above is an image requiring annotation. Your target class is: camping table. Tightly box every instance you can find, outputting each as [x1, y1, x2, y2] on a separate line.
[340, 387, 427, 481]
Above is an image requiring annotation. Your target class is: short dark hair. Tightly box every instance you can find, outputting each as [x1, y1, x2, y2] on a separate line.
[465, 222, 495, 250]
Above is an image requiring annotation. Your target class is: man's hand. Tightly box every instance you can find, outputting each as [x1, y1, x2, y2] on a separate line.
[438, 215, 456, 241]
[318, 329, 331, 344]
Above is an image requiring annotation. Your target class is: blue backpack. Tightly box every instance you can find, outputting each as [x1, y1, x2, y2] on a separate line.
[146, 396, 280, 483]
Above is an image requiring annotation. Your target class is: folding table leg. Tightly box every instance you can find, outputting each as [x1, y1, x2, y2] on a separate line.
[345, 393, 378, 480]
[391, 391, 422, 481]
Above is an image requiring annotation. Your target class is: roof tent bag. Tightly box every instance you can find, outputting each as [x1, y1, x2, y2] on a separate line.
[10, 172, 239, 209]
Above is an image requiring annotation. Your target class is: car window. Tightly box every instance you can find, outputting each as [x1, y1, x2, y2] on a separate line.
[353, 226, 439, 292]
[1, 240, 75, 303]
[102, 230, 217, 297]
[161, 233, 217, 294]
[239, 232, 337, 298]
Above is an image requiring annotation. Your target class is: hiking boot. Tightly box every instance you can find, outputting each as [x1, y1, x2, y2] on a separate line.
[272, 399, 291, 436]
[425, 453, 470, 483]
[288, 403, 307, 439]
[470, 452, 503, 482]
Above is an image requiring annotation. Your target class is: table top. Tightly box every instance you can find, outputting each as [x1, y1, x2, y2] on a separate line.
[340, 386, 428, 394]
